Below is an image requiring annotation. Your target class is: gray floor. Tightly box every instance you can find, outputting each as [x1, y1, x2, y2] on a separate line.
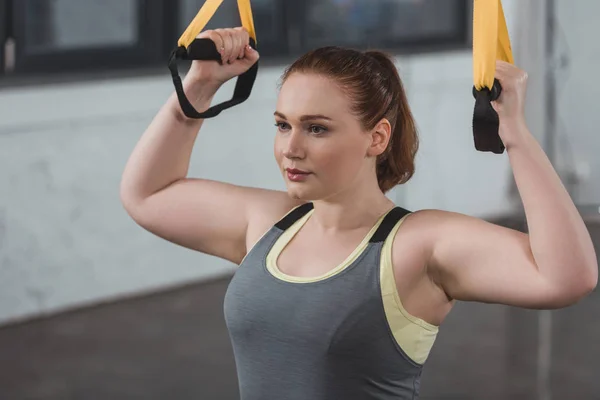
[1, 217, 600, 400]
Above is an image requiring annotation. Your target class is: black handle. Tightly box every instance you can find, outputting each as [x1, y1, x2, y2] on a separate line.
[472, 78, 502, 101]
[168, 37, 258, 119]
[471, 78, 505, 154]
[187, 38, 223, 62]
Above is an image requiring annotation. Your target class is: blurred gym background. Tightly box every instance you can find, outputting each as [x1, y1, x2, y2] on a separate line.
[0, 0, 598, 399]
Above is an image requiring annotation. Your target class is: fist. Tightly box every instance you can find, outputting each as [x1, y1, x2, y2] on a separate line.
[187, 27, 260, 86]
[491, 60, 528, 122]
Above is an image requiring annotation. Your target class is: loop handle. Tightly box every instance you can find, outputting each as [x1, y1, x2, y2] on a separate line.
[170, 0, 258, 119]
[472, 0, 513, 154]
[472, 78, 502, 102]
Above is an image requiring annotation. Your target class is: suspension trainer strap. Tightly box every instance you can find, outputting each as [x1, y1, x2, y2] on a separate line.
[472, 0, 514, 154]
[168, 0, 258, 119]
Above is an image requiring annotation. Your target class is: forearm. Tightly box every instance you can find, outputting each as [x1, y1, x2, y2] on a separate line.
[120, 78, 220, 204]
[506, 120, 598, 293]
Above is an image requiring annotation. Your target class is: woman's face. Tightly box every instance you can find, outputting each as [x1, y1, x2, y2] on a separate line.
[274, 73, 376, 201]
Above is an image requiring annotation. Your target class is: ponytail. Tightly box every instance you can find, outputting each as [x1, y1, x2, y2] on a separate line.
[364, 50, 419, 192]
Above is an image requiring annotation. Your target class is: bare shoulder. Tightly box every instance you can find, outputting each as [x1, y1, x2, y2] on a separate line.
[398, 208, 492, 238]
[392, 209, 454, 244]
[245, 188, 306, 251]
[404, 208, 474, 225]
[392, 208, 496, 260]
[389, 209, 461, 325]
[394, 207, 528, 289]
[402, 208, 524, 246]
[390, 209, 448, 272]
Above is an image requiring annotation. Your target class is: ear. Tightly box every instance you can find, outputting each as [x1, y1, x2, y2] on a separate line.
[366, 118, 392, 157]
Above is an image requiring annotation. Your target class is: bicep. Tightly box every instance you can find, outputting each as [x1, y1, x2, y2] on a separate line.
[125, 178, 296, 264]
[425, 211, 558, 309]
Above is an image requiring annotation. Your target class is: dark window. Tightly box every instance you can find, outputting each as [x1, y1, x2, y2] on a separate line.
[0, 0, 6, 74]
[11, 0, 166, 74]
[288, 0, 469, 55]
[25, 0, 139, 52]
[1, 0, 469, 80]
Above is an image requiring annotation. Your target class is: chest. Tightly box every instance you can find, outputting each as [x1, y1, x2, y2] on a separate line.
[275, 226, 371, 278]
[223, 257, 389, 356]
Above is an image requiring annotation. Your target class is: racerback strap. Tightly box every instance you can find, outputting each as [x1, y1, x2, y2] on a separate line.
[369, 207, 411, 244]
[274, 203, 314, 231]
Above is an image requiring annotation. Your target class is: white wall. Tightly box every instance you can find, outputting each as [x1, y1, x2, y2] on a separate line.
[4, 0, 587, 325]
[552, 0, 600, 204]
[507, 0, 599, 206]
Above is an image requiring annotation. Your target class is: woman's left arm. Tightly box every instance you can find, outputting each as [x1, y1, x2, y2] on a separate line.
[428, 61, 598, 309]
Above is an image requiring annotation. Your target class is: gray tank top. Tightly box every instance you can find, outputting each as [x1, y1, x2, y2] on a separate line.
[224, 203, 427, 399]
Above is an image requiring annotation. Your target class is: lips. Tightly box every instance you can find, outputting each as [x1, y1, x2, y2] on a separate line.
[286, 168, 310, 175]
[285, 168, 311, 182]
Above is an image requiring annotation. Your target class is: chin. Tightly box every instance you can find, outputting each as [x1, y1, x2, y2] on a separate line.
[285, 184, 321, 202]
[286, 188, 311, 201]
[287, 186, 341, 203]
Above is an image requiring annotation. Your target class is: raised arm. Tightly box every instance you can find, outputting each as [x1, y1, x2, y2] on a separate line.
[426, 61, 597, 309]
[120, 28, 298, 264]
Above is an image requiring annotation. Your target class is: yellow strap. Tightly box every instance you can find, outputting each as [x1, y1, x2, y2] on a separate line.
[178, 0, 257, 49]
[472, 0, 514, 91]
[237, 0, 256, 42]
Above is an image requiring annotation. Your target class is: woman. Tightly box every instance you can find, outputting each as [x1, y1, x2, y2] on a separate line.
[120, 27, 597, 399]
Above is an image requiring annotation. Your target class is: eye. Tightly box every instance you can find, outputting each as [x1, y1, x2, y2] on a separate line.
[309, 125, 328, 135]
[275, 121, 291, 132]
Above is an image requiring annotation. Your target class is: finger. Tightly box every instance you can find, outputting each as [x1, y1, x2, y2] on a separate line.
[237, 28, 249, 59]
[493, 63, 512, 87]
[237, 36, 246, 60]
[225, 29, 238, 63]
[230, 29, 243, 63]
[495, 62, 509, 76]
[216, 29, 233, 64]
[243, 44, 260, 65]
[496, 60, 524, 79]
[223, 29, 235, 64]
[206, 31, 225, 55]
[496, 60, 510, 69]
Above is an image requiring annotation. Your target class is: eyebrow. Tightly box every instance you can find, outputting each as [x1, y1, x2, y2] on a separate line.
[274, 111, 333, 122]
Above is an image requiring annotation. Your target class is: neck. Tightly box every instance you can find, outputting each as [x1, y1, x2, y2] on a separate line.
[310, 174, 396, 233]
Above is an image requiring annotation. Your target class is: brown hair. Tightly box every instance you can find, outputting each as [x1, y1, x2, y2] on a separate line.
[280, 46, 419, 193]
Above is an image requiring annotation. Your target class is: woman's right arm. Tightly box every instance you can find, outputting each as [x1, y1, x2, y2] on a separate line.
[120, 28, 298, 264]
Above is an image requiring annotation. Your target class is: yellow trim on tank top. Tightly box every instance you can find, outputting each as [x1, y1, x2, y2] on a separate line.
[266, 208, 388, 283]
[265, 205, 439, 365]
[238, 203, 311, 267]
[380, 215, 439, 365]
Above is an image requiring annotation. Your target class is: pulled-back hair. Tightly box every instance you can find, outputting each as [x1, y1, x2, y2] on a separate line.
[280, 46, 419, 193]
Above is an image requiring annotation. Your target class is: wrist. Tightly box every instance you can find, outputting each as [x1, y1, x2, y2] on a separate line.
[170, 77, 221, 123]
[501, 120, 534, 151]
[499, 115, 529, 148]
[182, 74, 222, 102]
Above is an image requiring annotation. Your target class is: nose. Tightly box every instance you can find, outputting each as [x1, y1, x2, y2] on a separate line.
[282, 130, 306, 160]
